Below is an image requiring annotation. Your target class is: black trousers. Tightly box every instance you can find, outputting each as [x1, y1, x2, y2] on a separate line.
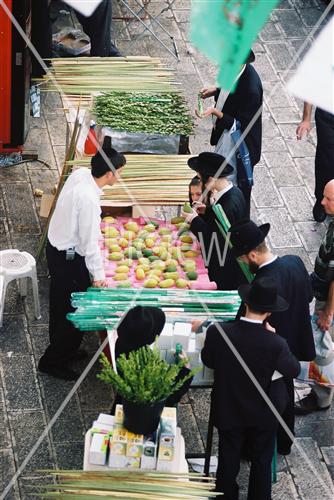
[277, 376, 294, 452]
[314, 108, 334, 202]
[40, 241, 91, 367]
[217, 426, 276, 500]
[75, 0, 119, 56]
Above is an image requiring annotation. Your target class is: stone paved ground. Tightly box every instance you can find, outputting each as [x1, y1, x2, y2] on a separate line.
[1, 0, 334, 498]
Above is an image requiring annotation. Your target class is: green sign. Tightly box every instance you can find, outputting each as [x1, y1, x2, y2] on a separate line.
[190, 0, 279, 91]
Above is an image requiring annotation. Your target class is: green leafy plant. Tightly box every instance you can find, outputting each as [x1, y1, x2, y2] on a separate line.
[97, 345, 197, 404]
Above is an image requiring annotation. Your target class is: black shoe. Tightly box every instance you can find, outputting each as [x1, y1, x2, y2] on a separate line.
[294, 393, 330, 415]
[313, 201, 326, 222]
[69, 349, 89, 362]
[38, 361, 79, 381]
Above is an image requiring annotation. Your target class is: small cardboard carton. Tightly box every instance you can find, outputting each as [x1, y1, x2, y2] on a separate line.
[91, 421, 113, 437]
[126, 432, 144, 457]
[89, 433, 109, 466]
[97, 413, 115, 427]
[141, 431, 158, 470]
[115, 404, 124, 425]
[125, 456, 141, 469]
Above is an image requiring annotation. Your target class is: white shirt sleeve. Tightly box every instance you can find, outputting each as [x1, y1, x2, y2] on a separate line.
[77, 196, 105, 281]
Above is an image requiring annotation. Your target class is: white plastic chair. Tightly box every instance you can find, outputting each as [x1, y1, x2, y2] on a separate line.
[0, 250, 41, 327]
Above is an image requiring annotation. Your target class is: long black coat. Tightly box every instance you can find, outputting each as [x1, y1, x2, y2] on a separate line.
[211, 64, 263, 169]
[190, 186, 248, 290]
[201, 320, 300, 430]
[243, 256, 316, 361]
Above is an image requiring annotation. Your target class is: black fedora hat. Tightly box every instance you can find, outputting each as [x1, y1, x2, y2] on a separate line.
[229, 220, 270, 257]
[238, 277, 288, 313]
[188, 152, 234, 178]
[245, 49, 255, 64]
[117, 305, 166, 351]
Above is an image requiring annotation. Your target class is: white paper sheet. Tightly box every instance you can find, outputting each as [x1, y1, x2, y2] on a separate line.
[63, 0, 103, 17]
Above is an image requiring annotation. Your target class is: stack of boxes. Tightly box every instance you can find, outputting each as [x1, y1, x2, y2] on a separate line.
[88, 406, 177, 471]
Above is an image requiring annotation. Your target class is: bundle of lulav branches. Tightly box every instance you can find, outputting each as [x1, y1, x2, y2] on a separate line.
[93, 92, 194, 136]
[98, 345, 196, 404]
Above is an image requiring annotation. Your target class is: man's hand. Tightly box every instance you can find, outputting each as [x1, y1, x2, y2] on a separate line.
[317, 309, 333, 332]
[92, 280, 107, 288]
[200, 86, 217, 99]
[178, 350, 191, 369]
[296, 120, 311, 140]
[195, 107, 223, 119]
[192, 200, 207, 215]
[191, 319, 205, 332]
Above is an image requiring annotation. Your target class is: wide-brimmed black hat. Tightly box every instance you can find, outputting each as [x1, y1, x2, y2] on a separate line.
[116, 306, 166, 352]
[238, 277, 288, 313]
[229, 220, 270, 257]
[245, 49, 255, 64]
[188, 152, 234, 178]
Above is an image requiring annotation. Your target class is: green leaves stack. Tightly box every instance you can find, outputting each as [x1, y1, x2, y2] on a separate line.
[93, 92, 194, 136]
[97, 345, 194, 404]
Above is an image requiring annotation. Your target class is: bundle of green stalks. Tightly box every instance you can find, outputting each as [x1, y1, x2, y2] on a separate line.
[37, 56, 180, 95]
[67, 156, 193, 204]
[93, 92, 193, 136]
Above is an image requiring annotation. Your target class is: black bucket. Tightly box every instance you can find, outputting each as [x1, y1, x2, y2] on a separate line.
[123, 399, 166, 435]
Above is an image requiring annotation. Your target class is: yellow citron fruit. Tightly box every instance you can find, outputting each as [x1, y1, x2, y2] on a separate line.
[135, 267, 146, 280]
[159, 251, 170, 261]
[175, 278, 189, 289]
[148, 269, 162, 278]
[138, 257, 150, 266]
[141, 264, 151, 272]
[118, 238, 129, 248]
[160, 241, 171, 249]
[124, 221, 139, 233]
[180, 235, 194, 244]
[161, 234, 173, 242]
[116, 265, 130, 274]
[159, 279, 175, 288]
[104, 227, 120, 238]
[184, 250, 198, 258]
[123, 230, 136, 240]
[158, 227, 172, 235]
[144, 278, 158, 288]
[163, 271, 179, 280]
[151, 260, 166, 270]
[183, 202, 192, 213]
[171, 216, 185, 225]
[109, 244, 121, 253]
[138, 230, 149, 239]
[144, 224, 156, 233]
[145, 238, 155, 248]
[114, 273, 129, 281]
[109, 252, 123, 261]
[171, 247, 182, 259]
[103, 216, 116, 224]
[183, 260, 196, 271]
[119, 259, 133, 267]
[104, 238, 118, 248]
[152, 246, 162, 255]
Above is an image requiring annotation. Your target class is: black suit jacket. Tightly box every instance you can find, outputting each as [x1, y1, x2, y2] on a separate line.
[190, 186, 248, 290]
[211, 64, 263, 168]
[201, 320, 300, 430]
[249, 257, 315, 362]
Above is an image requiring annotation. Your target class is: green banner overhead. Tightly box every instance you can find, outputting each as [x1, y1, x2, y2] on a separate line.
[190, 0, 279, 92]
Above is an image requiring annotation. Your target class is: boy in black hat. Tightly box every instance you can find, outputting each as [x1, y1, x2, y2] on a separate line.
[201, 277, 300, 500]
[39, 138, 126, 381]
[115, 306, 193, 406]
[182, 152, 248, 290]
[229, 220, 315, 455]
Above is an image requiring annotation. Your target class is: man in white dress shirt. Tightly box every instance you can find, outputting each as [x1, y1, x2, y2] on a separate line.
[38, 138, 126, 381]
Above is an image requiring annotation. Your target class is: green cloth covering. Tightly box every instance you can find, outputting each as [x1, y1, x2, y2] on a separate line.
[190, 0, 279, 92]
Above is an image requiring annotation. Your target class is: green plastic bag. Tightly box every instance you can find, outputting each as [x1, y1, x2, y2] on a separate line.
[190, 0, 279, 92]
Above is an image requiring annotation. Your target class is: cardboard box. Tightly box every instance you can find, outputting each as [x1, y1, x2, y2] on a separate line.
[157, 323, 173, 350]
[141, 432, 158, 470]
[91, 421, 113, 437]
[112, 427, 128, 443]
[125, 456, 141, 468]
[115, 404, 124, 425]
[173, 322, 191, 350]
[97, 413, 115, 427]
[126, 432, 144, 457]
[89, 433, 109, 466]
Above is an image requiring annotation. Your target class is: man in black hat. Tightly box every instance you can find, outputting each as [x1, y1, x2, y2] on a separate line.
[197, 50, 263, 209]
[38, 139, 126, 381]
[182, 152, 248, 290]
[229, 220, 315, 455]
[202, 277, 300, 500]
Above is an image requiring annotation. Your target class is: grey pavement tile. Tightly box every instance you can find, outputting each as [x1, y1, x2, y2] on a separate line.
[257, 207, 302, 248]
[30, 325, 49, 361]
[289, 38, 315, 63]
[265, 41, 296, 71]
[177, 402, 204, 454]
[262, 114, 281, 138]
[287, 438, 334, 499]
[173, 9, 190, 24]
[0, 405, 11, 449]
[8, 410, 53, 471]
[295, 419, 334, 448]
[263, 151, 295, 169]
[54, 442, 84, 470]
[293, 0, 319, 8]
[24, 275, 50, 325]
[188, 388, 218, 454]
[39, 374, 80, 413]
[1, 354, 42, 410]
[253, 53, 279, 82]
[252, 166, 284, 208]
[0, 316, 30, 354]
[270, 165, 304, 187]
[0, 219, 10, 244]
[78, 360, 114, 413]
[294, 157, 316, 197]
[272, 471, 299, 499]
[50, 404, 86, 444]
[3, 183, 40, 235]
[1, 282, 24, 317]
[23, 128, 57, 167]
[278, 123, 303, 139]
[275, 0, 294, 8]
[0, 164, 29, 184]
[27, 168, 58, 195]
[261, 137, 288, 153]
[299, 7, 324, 27]
[263, 82, 296, 110]
[53, 145, 66, 171]
[19, 474, 55, 500]
[279, 186, 314, 221]
[294, 221, 327, 252]
[0, 449, 20, 500]
[259, 22, 282, 42]
[0, 195, 6, 219]
[271, 107, 301, 124]
[275, 10, 307, 38]
[286, 138, 316, 158]
[321, 446, 334, 465]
